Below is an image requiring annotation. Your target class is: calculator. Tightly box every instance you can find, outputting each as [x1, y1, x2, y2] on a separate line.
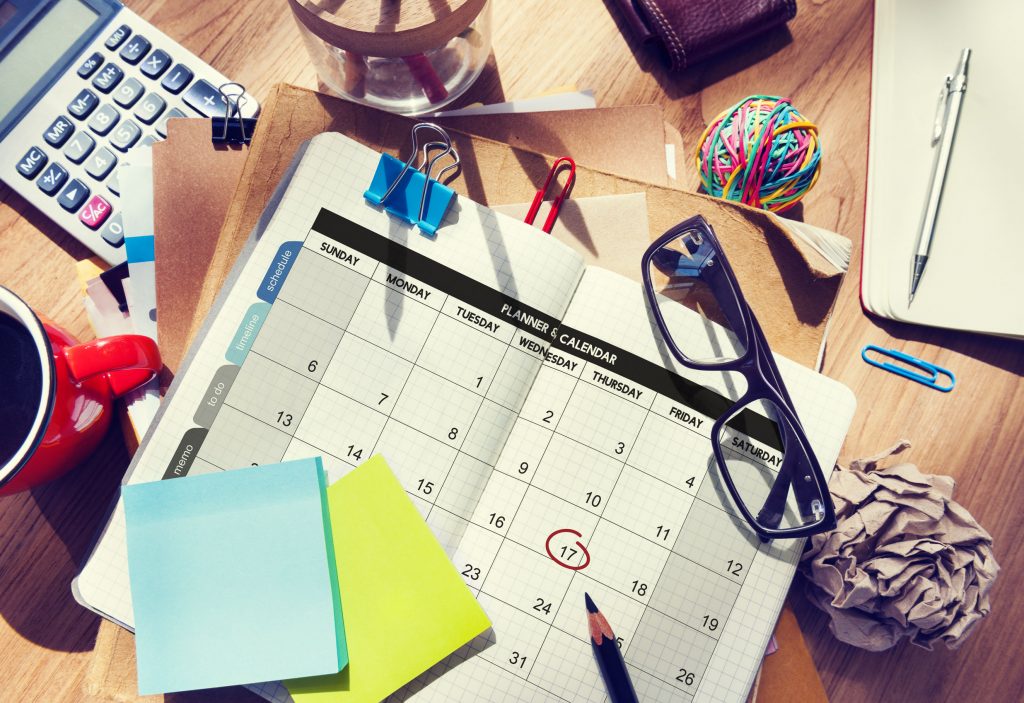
[0, 0, 258, 265]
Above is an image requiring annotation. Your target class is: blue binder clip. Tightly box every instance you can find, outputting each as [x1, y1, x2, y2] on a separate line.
[364, 123, 460, 237]
[861, 344, 955, 392]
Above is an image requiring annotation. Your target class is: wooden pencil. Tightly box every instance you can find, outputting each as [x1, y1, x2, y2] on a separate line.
[586, 593, 639, 703]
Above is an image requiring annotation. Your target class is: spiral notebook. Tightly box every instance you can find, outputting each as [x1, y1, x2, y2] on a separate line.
[74, 132, 855, 703]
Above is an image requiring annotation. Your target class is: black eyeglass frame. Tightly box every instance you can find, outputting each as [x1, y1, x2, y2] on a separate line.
[640, 215, 837, 541]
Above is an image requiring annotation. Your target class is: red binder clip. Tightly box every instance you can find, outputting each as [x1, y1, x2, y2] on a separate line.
[524, 157, 576, 234]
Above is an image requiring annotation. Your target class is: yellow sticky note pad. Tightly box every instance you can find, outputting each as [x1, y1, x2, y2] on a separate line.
[286, 456, 491, 702]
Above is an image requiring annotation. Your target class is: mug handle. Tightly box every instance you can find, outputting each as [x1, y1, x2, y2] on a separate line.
[64, 335, 162, 396]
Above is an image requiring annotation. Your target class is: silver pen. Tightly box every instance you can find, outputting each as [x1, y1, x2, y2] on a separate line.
[909, 48, 971, 305]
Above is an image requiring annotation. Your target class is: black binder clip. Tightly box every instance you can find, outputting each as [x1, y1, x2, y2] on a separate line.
[363, 123, 460, 238]
[211, 82, 257, 144]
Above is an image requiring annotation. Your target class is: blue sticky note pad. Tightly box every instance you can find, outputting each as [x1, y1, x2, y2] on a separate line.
[123, 458, 347, 694]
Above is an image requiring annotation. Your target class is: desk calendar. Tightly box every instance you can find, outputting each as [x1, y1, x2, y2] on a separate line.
[76, 133, 855, 703]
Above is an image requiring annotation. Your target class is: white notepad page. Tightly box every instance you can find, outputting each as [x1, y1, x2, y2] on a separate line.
[865, 0, 1024, 336]
[75, 133, 855, 703]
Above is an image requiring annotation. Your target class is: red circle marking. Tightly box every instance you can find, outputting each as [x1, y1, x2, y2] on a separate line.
[545, 528, 591, 571]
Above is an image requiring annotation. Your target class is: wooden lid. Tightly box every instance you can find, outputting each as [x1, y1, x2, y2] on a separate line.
[288, 0, 487, 57]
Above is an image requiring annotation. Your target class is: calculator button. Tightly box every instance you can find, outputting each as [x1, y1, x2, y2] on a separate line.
[134, 93, 166, 124]
[79, 194, 112, 230]
[155, 108, 186, 138]
[15, 147, 47, 178]
[110, 119, 142, 151]
[107, 169, 121, 195]
[140, 135, 159, 147]
[77, 51, 104, 79]
[58, 179, 90, 211]
[64, 132, 96, 164]
[43, 116, 75, 147]
[119, 35, 151, 65]
[140, 49, 171, 79]
[160, 64, 193, 94]
[183, 79, 227, 117]
[37, 163, 68, 195]
[88, 104, 120, 136]
[92, 63, 124, 93]
[100, 211, 125, 247]
[68, 89, 99, 119]
[113, 77, 144, 108]
[85, 147, 117, 180]
[104, 24, 131, 50]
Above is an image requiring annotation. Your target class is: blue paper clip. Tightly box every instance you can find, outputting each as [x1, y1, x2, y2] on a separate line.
[364, 123, 460, 237]
[861, 344, 955, 392]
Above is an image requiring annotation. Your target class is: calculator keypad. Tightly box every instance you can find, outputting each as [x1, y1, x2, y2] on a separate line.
[43, 116, 74, 147]
[4, 11, 257, 262]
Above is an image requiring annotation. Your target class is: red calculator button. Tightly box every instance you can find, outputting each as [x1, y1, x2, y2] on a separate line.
[79, 195, 112, 230]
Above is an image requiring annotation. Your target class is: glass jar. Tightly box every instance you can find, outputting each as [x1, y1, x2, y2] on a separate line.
[289, 0, 492, 116]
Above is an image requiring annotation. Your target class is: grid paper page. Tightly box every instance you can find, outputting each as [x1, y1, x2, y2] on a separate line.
[74, 131, 586, 632]
[73, 132, 856, 703]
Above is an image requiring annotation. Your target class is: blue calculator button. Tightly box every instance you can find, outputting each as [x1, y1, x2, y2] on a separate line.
[68, 89, 99, 119]
[77, 52, 104, 78]
[110, 119, 142, 151]
[58, 179, 90, 212]
[16, 147, 47, 179]
[183, 79, 227, 117]
[100, 212, 125, 247]
[37, 163, 69, 195]
[107, 168, 121, 196]
[104, 24, 131, 50]
[119, 35, 151, 65]
[92, 63, 124, 93]
[140, 135, 159, 147]
[43, 116, 75, 147]
[88, 104, 120, 136]
[140, 49, 171, 79]
[160, 63, 193, 94]
[64, 132, 96, 164]
[134, 93, 166, 125]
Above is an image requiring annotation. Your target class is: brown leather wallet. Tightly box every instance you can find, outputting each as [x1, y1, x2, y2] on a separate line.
[611, 0, 797, 71]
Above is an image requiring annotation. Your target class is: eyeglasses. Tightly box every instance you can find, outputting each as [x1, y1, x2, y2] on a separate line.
[641, 215, 836, 541]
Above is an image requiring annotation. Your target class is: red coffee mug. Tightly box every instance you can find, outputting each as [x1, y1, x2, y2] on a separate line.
[0, 286, 161, 495]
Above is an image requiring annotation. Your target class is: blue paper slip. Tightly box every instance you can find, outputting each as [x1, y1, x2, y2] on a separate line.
[123, 458, 347, 695]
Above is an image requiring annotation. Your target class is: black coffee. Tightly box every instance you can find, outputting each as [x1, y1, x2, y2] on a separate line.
[0, 312, 44, 464]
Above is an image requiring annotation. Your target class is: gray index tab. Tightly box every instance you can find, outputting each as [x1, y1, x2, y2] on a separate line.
[193, 365, 240, 428]
[162, 428, 208, 479]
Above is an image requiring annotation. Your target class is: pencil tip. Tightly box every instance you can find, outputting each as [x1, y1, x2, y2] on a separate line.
[908, 292, 915, 305]
[584, 592, 598, 613]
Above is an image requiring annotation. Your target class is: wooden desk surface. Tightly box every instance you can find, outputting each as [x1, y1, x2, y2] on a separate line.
[1, 1, 1021, 701]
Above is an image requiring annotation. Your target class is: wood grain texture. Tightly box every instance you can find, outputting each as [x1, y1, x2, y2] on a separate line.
[0, 0, 1020, 701]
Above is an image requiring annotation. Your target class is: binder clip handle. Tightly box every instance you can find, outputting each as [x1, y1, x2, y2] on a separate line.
[364, 122, 460, 238]
[525, 156, 576, 234]
[212, 82, 257, 144]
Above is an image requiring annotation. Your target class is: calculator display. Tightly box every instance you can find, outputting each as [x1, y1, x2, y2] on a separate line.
[0, 0, 99, 124]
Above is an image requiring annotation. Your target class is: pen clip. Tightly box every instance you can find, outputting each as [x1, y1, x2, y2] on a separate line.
[932, 75, 952, 144]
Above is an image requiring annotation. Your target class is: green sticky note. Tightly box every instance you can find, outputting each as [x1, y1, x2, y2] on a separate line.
[123, 458, 347, 694]
[286, 455, 491, 703]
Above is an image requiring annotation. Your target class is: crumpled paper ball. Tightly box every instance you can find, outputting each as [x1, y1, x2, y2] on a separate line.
[799, 441, 999, 651]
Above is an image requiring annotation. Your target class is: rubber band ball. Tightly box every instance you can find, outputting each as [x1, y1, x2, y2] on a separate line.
[695, 95, 822, 213]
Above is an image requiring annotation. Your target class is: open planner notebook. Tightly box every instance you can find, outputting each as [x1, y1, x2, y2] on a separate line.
[75, 133, 855, 703]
